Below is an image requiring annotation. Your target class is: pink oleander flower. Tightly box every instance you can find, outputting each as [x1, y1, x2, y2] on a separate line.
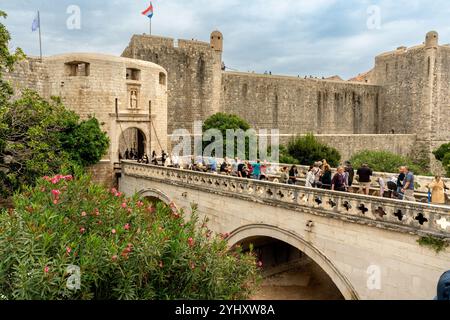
[81, 211, 87, 217]
[44, 266, 50, 273]
[188, 237, 195, 247]
[190, 262, 196, 270]
[124, 223, 130, 231]
[121, 202, 127, 209]
[112, 255, 118, 262]
[115, 192, 122, 197]
[127, 208, 132, 214]
[137, 201, 144, 208]
[64, 175, 73, 181]
[147, 206, 155, 214]
[51, 177, 59, 184]
[51, 189, 61, 197]
[53, 199, 58, 205]
[111, 188, 118, 194]
[80, 227, 86, 234]
[112, 229, 117, 234]
[43, 176, 50, 181]
[257, 261, 263, 268]
[159, 261, 164, 268]
[66, 247, 72, 254]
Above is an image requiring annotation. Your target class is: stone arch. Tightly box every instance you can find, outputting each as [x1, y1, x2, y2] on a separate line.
[228, 224, 360, 300]
[118, 126, 148, 161]
[137, 188, 174, 207]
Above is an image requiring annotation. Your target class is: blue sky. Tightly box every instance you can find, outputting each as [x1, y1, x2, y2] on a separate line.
[1, 0, 450, 79]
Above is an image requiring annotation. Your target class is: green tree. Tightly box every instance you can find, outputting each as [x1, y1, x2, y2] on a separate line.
[202, 113, 254, 159]
[433, 143, 450, 177]
[60, 117, 110, 168]
[350, 150, 426, 175]
[285, 134, 341, 167]
[0, 171, 260, 300]
[433, 143, 450, 162]
[0, 90, 109, 198]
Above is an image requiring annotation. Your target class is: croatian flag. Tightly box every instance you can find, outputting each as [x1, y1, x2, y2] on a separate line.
[142, 2, 154, 19]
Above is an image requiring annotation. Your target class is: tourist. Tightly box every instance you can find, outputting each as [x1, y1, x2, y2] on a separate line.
[151, 151, 158, 165]
[288, 165, 298, 185]
[124, 149, 130, 160]
[171, 154, 180, 168]
[209, 156, 218, 173]
[331, 167, 347, 192]
[305, 166, 316, 188]
[320, 164, 332, 190]
[142, 154, 149, 164]
[311, 162, 322, 187]
[280, 167, 289, 184]
[356, 164, 373, 195]
[344, 161, 355, 187]
[377, 175, 386, 197]
[238, 161, 247, 178]
[435, 270, 450, 300]
[396, 168, 406, 200]
[246, 161, 254, 178]
[387, 175, 398, 198]
[401, 166, 415, 202]
[161, 151, 168, 166]
[252, 160, 262, 180]
[220, 158, 229, 174]
[427, 176, 447, 204]
[260, 160, 268, 181]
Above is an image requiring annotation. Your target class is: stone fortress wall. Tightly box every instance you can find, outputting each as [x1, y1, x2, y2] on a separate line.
[4, 53, 169, 185]
[122, 30, 450, 172]
[5, 30, 450, 183]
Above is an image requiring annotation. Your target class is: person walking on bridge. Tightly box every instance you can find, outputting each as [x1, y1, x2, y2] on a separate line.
[401, 166, 415, 202]
[356, 164, 373, 195]
[427, 176, 447, 204]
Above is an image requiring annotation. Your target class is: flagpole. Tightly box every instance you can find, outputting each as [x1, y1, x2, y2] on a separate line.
[38, 10, 42, 62]
[150, 18, 152, 35]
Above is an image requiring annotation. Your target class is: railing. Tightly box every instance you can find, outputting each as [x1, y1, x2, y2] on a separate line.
[121, 161, 450, 238]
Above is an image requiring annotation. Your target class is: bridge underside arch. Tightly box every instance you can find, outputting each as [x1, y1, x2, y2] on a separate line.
[228, 224, 360, 300]
[137, 188, 173, 207]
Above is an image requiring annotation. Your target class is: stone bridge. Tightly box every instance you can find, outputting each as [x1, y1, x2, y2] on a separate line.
[119, 161, 450, 300]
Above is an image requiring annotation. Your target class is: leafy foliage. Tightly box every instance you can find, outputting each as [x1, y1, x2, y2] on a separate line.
[417, 236, 449, 254]
[350, 150, 427, 175]
[0, 172, 261, 300]
[0, 90, 109, 198]
[202, 113, 254, 159]
[284, 134, 341, 167]
[433, 143, 450, 177]
[60, 117, 110, 168]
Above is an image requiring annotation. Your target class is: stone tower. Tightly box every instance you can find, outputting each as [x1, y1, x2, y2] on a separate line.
[372, 31, 450, 172]
[122, 31, 223, 134]
[210, 30, 223, 52]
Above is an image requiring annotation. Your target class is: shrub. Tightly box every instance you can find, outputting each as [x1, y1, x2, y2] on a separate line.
[0, 172, 260, 300]
[433, 143, 450, 177]
[433, 143, 450, 162]
[350, 150, 425, 175]
[285, 134, 341, 167]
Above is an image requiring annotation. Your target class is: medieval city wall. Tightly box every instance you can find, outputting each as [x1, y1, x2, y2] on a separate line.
[276, 134, 417, 162]
[122, 34, 223, 133]
[221, 72, 383, 135]
[3, 57, 49, 98]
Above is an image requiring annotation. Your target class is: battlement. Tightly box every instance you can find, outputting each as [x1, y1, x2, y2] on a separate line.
[128, 34, 215, 52]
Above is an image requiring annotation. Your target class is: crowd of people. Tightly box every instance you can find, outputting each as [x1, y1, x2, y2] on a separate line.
[122, 151, 449, 205]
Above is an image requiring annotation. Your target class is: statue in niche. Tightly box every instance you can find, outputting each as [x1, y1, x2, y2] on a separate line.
[130, 90, 138, 109]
